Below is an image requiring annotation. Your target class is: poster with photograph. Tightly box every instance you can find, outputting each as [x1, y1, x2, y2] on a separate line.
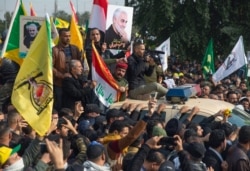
[20, 16, 44, 57]
[105, 5, 133, 50]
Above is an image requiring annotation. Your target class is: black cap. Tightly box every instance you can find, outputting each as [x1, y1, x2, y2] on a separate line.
[159, 160, 175, 171]
[106, 108, 124, 122]
[86, 141, 104, 160]
[220, 122, 237, 137]
[185, 142, 206, 159]
[85, 104, 102, 114]
[165, 118, 182, 137]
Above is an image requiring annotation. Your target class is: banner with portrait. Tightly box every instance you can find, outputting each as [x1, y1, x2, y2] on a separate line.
[20, 16, 44, 57]
[105, 5, 133, 50]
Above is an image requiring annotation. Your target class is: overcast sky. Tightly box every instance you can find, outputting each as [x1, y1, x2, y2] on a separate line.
[0, 0, 124, 19]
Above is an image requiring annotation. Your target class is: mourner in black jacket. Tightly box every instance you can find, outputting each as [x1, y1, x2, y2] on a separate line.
[62, 60, 96, 110]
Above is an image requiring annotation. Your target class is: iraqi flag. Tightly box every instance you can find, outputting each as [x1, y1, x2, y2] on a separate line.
[92, 42, 120, 107]
[213, 36, 247, 82]
[89, 0, 108, 32]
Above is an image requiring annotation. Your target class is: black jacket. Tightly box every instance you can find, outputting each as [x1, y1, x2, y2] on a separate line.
[128, 143, 151, 171]
[62, 74, 92, 109]
[226, 143, 250, 171]
[127, 54, 154, 90]
[203, 148, 223, 171]
[178, 150, 207, 171]
[0, 58, 20, 84]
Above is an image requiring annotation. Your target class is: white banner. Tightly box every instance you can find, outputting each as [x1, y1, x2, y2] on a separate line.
[156, 38, 170, 72]
[213, 36, 247, 82]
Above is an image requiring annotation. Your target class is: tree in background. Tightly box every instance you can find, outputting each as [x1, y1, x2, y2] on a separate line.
[127, 0, 250, 62]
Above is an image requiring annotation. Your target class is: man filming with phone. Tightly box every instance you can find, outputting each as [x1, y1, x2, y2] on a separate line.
[127, 38, 168, 100]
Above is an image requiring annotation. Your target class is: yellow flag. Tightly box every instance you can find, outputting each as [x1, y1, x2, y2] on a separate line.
[70, 15, 89, 71]
[55, 17, 69, 29]
[70, 15, 83, 51]
[12, 14, 53, 136]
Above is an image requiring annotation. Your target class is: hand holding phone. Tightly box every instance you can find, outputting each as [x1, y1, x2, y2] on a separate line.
[157, 137, 178, 146]
[150, 92, 158, 100]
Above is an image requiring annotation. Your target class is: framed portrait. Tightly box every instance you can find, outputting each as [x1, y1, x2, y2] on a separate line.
[20, 16, 44, 58]
[105, 5, 134, 50]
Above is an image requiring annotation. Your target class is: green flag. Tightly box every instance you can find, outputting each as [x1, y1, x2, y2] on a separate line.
[1, 0, 27, 65]
[202, 38, 215, 79]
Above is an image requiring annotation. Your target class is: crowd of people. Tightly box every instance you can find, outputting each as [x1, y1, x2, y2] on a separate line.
[1, 25, 250, 171]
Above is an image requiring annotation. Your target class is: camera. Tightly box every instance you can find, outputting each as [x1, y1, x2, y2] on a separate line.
[158, 137, 177, 146]
[144, 50, 164, 65]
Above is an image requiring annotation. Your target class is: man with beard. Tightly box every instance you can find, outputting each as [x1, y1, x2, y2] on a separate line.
[53, 28, 82, 111]
[113, 62, 129, 101]
[226, 91, 238, 105]
[23, 22, 40, 48]
[105, 8, 129, 49]
[62, 60, 96, 110]
[127, 38, 168, 100]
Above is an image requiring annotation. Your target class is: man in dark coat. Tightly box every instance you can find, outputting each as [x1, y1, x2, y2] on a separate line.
[62, 60, 96, 110]
[226, 125, 250, 171]
[203, 129, 228, 171]
[126, 38, 167, 100]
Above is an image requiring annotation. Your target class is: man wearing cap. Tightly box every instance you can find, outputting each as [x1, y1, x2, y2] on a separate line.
[113, 62, 129, 101]
[0, 138, 66, 171]
[0, 138, 47, 170]
[127, 38, 168, 100]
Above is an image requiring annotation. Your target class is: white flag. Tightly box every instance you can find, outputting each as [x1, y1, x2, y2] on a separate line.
[213, 36, 247, 82]
[156, 38, 170, 72]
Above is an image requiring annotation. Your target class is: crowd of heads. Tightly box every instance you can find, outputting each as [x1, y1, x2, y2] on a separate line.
[1, 94, 250, 170]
